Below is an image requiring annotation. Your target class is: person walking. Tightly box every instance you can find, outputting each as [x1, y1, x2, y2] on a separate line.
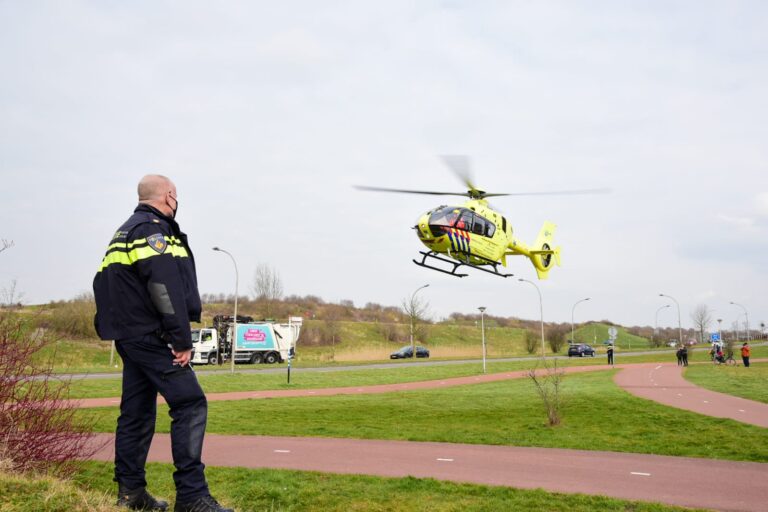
[681, 345, 689, 367]
[676, 347, 683, 366]
[93, 175, 233, 512]
[606, 344, 614, 365]
[741, 342, 751, 368]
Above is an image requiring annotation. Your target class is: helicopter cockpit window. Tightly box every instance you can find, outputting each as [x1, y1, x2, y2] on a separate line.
[456, 211, 473, 231]
[471, 214, 495, 237]
[428, 207, 463, 227]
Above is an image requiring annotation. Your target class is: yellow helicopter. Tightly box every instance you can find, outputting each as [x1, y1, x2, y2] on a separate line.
[357, 156, 608, 279]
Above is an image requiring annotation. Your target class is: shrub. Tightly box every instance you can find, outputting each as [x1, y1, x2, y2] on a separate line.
[524, 329, 539, 354]
[528, 359, 566, 426]
[0, 312, 100, 472]
[47, 292, 97, 339]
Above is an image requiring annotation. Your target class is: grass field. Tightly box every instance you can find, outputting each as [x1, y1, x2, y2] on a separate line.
[65, 461, 704, 512]
[80, 370, 768, 462]
[61, 346, 768, 399]
[684, 362, 768, 404]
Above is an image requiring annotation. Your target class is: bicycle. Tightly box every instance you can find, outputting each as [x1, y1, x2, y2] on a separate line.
[712, 353, 736, 366]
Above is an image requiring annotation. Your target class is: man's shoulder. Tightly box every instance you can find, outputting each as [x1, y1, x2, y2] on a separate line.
[122, 209, 171, 239]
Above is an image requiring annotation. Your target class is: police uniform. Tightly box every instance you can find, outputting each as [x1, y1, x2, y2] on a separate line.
[93, 203, 210, 504]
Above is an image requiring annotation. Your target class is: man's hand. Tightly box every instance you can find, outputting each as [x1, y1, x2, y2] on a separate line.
[172, 348, 193, 367]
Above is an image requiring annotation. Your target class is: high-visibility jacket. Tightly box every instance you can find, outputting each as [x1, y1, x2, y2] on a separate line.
[741, 345, 751, 357]
[93, 204, 201, 350]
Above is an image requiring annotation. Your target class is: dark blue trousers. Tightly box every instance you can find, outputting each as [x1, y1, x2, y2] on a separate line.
[115, 333, 209, 502]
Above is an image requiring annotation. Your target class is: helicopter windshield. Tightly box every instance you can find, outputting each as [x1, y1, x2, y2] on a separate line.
[428, 207, 465, 228]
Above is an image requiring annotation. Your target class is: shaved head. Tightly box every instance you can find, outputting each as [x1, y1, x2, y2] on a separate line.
[137, 174, 178, 217]
[138, 174, 174, 201]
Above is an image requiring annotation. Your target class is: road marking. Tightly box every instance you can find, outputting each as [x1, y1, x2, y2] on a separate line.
[738, 409, 746, 413]
[308, 391, 316, 394]
[274, 450, 291, 454]
[631, 472, 651, 477]
[111, 400, 120, 403]
[436, 458, 454, 462]
[655, 365, 662, 370]
[703, 400, 709, 404]
[677, 393, 683, 397]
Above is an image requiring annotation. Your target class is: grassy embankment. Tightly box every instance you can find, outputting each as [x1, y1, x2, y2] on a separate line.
[80, 370, 768, 463]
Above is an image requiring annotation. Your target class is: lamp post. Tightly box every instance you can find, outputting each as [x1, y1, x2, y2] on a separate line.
[729, 301, 750, 341]
[659, 294, 682, 347]
[654, 304, 670, 346]
[717, 318, 722, 344]
[519, 278, 545, 358]
[570, 297, 590, 345]
[409, 284, 429, 359]
[213, 247, 238, 374]
[478, 306, 487, 373]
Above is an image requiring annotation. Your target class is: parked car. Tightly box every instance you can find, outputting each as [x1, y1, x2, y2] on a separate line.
[567, 343, 595, 357]
[390, 346, 430, 359]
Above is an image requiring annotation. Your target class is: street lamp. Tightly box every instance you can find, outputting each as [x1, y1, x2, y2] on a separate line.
[729, 301, 750, 341]
[409, 284, 430, 359]
[478, 306, 487, 373]
[717, 318, 723, 344]
[213, 247, 239, 374]
[570, 297, 590, 345]
[654, 304, 670, 346]
[519, 278, 545, 358]
[659, 294, 682, 347]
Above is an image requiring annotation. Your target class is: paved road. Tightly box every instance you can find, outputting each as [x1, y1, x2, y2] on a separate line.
[614, 363, 768, 428]
[88, 433, 768, 512]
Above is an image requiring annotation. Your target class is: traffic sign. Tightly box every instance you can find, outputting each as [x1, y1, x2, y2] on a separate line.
[710, 333, 721, 342]
[608, 327, 618, 339]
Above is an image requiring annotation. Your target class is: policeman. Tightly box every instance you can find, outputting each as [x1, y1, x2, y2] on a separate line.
[93, 175, 233, 512]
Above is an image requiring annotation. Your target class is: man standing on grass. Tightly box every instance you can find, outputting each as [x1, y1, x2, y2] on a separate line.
[93, 175, 234, 512]
[741, 342, 751, 368]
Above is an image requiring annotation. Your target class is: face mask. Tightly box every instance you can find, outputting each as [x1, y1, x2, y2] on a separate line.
[168, 195, 179, 219]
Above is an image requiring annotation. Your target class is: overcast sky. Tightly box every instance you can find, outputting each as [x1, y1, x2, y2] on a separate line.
[1, 1, 766, 331]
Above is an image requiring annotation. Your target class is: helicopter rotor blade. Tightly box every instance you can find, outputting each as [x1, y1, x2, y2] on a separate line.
[439, 155, 479, 193]
[354, 185, 470, 197]
[483, 188, 612, 198]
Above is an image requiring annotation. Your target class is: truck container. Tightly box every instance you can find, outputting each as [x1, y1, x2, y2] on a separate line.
[191, 315, 302, 365]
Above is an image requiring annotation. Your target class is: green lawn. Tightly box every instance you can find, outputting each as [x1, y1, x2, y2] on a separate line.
[684, 362, 768, 403]
[62, 347, 768, 400]
[70, 461, 703, 512]
[81, 370, 768, 462]
[64, 350, 709, 399]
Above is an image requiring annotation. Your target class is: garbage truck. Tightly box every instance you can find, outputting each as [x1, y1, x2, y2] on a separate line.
[191, 315, 302, 365]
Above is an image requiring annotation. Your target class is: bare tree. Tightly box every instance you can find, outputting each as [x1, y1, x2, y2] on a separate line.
[251, 263, 283, 317]
[524, 329, 539, 354]
[528, 359, 566, 426]
[402, 293, 430, 356]
[0, 279, 24, 308]
[0, 239, 13, 255]
[322, 306, 343, 361]
[690, 304, 712, 344]
[546, 324, 569, 353]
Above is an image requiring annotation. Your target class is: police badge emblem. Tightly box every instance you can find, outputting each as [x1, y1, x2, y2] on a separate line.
[147, 233, 167, 254]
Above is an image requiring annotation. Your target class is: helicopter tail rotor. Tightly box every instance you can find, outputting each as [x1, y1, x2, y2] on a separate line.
[527, 221, 561, 280]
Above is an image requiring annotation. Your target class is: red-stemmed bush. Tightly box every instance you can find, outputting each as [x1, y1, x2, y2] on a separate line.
[0, 312, 100, 472]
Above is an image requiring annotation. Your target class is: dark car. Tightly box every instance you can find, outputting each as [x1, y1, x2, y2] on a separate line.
[568, 343, 595, 357]
[390, 346, 430, 359]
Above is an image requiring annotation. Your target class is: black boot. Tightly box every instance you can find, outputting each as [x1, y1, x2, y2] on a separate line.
[117, 485, 169, 511]
[173, 495, 234, 512]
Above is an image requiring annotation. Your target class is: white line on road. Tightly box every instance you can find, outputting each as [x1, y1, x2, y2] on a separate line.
[703, 400, 709, 404]
[436, 458, 454, 462]
[739, 409, 746, 413]
[655, 365, 662, 370]
[631, 472, 651, 476]
[274, 450, 291, 453]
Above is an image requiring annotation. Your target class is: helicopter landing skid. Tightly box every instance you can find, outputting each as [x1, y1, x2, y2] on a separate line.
[413, 251, 514, 278]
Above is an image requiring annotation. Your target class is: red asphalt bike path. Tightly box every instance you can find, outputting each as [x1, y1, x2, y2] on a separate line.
[82, 361, 768, 511]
